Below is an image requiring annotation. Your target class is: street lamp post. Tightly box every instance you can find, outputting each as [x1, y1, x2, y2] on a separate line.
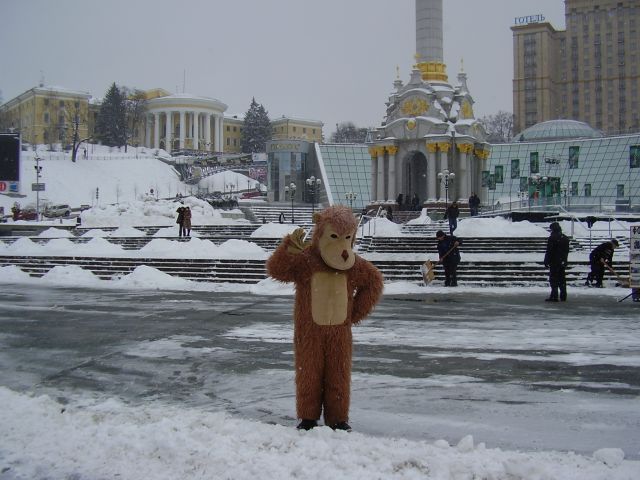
[437, 169, 455, 208]
[34, 156, 43, 220]
[345, 191, 358, 210]
[284, 182, 296, 224]
[305, 176, 322, 215]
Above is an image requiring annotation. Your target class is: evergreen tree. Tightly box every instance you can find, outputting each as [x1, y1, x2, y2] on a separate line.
[241, 97, 272, 153]
[96, 83, 126, 147]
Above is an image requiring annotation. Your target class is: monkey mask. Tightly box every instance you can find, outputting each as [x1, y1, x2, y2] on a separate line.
[312, 206, 357, 271]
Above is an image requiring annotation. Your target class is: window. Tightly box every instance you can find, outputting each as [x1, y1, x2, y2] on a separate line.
[529, 152, 539, 173]
[43, 112, 49, 124]
[303, 128, 307, 134]
[226, 126, 230, 131]
[233, 126, 237, 132]
[226, 138, 230, 146]
[617, 184, 625, 197]
[59, 100, 64, 108]
[584, 184, 592, 197]
[568, 146, 579, 168]
[571, 182, 579, 196]
[44, 99, 49, 106]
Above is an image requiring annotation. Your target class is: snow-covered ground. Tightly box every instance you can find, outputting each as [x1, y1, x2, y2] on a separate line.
[1, 145, 639, 479]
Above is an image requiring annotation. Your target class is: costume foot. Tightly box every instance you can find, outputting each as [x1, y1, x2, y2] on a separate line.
[296, 419, 318, 431]
[331, 422, 352, 432]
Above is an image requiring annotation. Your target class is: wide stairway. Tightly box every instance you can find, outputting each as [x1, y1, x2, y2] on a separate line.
[0, 223, 630, 286]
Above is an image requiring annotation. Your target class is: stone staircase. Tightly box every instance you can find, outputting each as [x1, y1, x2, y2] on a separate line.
[0, 215, 633, 287]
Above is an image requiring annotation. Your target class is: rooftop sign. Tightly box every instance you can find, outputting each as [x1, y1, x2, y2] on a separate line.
[514, 14, 545, 25]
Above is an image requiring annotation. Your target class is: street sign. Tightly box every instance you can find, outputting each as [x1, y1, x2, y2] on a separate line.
[31, 183, 45, 191]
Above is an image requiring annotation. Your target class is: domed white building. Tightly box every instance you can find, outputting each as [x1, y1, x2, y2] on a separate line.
[144, 90, 228, 153]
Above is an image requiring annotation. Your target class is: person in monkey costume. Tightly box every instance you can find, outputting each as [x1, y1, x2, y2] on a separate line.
[266, 205, 384, 431]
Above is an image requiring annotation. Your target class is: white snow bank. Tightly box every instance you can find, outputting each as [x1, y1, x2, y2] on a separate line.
[0, 387, 637, 480]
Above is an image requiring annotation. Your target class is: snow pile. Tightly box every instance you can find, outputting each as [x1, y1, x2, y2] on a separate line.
[455, 217, 548, 237]
[0, 387, 636, 480]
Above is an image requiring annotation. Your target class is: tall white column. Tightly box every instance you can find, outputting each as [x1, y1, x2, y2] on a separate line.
[437, 142, 450, 200]
[179, 110, 186, 150]
[427, 143, 437, 201]
[205, 114, 211, 151]
[377, 152, 385, 202]
[369, 147, 378, 202]
[217, 115, 224, 153]
[213, 115, 222, 152]
[193, 112, 199, 150]
[387, 146, 398, 201]
[145, 115, 152, 148]
[153, 112, 160, 149]
[165, 112, 173, 153]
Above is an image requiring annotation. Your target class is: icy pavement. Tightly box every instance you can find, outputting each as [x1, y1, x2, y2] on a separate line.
[0, 284, 638, 465]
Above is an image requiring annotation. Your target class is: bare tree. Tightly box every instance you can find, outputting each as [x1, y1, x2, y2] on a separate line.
[330, 121, 370, 143]
[122, 87, 147, 153]
[65, 102, 91, 162]
[479, 111, 514, 144]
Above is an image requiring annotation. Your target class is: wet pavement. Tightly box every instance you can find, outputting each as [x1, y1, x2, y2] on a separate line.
[0, 284, 639, 458]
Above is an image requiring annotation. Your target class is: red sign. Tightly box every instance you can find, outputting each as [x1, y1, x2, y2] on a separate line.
[0, 182, 6, 192]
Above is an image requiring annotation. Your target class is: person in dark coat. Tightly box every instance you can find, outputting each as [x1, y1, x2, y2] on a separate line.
[586, 239, 619, 287]
[543, 222, 570, 302]
[468, 193, 480, 216]
[445, 201, 460, 234]
[436, 230, 462, 287]
[176, 206, 185, 237]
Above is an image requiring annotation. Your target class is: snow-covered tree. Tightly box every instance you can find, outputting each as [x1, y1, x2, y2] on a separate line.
[241, 98, 272, 153]
[330, 122, 369, 143]
[96, 83, 127, 147]
[479, 111, 514, 144]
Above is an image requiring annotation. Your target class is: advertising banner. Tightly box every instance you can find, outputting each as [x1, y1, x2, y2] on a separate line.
[630, 225, 640, 289]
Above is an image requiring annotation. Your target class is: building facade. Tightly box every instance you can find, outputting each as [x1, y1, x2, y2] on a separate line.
[1, 86, 323, 156]
[512, 0, 640, 136]
[0, 85, 91, 147]
[271, 116, 323, 143]
[487, 119, 640, 211]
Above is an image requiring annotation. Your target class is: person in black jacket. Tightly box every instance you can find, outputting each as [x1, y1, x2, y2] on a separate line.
[543, 222, 570, 302]
[586, 239, 619, 287]
[445, 201, 460, 234]
[436, 230, 462, 287]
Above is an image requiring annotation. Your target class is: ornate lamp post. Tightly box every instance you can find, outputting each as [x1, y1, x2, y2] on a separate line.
[437, 169, 455, 207]
[284, 182, 296, 224]
[345, 191, 358, 210]
[305, 176, 322, 215]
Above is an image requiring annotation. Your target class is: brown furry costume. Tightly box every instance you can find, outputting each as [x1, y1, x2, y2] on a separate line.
[266, 205, 384, 428]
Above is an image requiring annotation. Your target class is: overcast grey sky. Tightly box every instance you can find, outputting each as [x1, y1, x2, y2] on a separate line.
[1, 0, 565, 138]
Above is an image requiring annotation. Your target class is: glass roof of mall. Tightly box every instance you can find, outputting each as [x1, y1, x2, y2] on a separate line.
[512, 120, 604, 143]
[317, 144, 371, 210]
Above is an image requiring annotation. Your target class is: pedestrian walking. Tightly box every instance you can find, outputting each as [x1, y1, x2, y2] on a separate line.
[436, 230, 462, 287]
[468, 193, 480, 216]
[543, 222, 570, 302]
[445, 201, 460, 234]
[176, 205, 185, 237]
[586, 239, 619, 287]
[183, 206, 192, 237]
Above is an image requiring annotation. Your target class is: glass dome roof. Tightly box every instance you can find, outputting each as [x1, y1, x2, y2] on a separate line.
[512, 120, 604, 142]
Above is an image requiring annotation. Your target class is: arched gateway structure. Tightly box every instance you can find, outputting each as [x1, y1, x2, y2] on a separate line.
[368, 0, 490, 211]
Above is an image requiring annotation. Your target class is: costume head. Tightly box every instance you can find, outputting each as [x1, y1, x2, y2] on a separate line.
[312, 205, 357, 270]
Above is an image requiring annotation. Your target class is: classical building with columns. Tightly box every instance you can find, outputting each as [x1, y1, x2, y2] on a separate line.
[368, 0, 490, 210]
[144, 89, 228, 154]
